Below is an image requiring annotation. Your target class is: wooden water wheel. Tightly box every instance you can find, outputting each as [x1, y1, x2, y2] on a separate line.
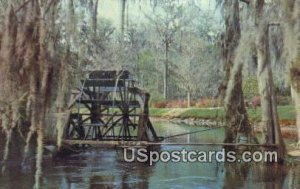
[64, 70, 160, 142]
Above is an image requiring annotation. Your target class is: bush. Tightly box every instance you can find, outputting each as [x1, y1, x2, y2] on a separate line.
[195, 98, 219, 108]
[152, 101, 168, 108]
[151, 98, 219, 108]
[153, 100, 192, 108]
[246, 95, 292, 108]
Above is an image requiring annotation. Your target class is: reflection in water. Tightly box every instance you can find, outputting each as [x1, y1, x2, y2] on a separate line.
[0, 121, 299, 189]
[222, 162, 291, 189]
[223, 163, 249, 189]
[288, 165, 300, 188]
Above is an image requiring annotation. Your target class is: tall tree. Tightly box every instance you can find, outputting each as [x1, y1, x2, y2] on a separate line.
[222, 0, 252, 145]
[281, 0, 300, 146]
[55, 0, 76, 149]
[252, 1, 285, 157]
[146, 0, 189, 99]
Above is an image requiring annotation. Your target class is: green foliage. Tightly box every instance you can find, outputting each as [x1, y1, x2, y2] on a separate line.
[149, 91, 165, 106]
[138, 51, 155, 71]
[277, 105, 296, 120]
[243, 76, 259, 98]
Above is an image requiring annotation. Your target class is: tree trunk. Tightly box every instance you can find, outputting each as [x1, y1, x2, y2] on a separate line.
[187, 90, 191, 108]
[55, 0, 75, 149]
[219, 0, 240, 99]
[223, 0, 251, 145]
[163, 41, 169, 100]
[281, 0, 300, 145]
[291, 86, 300, 143]
[289, 24, 300, 145]
[224, 63, 251, 144]
[91, 0, 99, 36]
[121, 0, 127, 37]
[256, 24, 285, 159]
[289, 0, 300, 145]
[291, 85, 295, 101]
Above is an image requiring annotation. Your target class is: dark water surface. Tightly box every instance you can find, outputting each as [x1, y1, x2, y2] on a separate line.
[0, 121, 299, 189]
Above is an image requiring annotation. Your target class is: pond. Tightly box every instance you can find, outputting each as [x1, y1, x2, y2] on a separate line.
[0, 121, 299, 189]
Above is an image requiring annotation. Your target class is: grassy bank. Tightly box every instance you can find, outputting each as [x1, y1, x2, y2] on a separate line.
[149, 105, 296, 122]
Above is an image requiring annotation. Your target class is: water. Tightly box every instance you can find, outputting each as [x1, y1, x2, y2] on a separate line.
[0, 121, 299, 189]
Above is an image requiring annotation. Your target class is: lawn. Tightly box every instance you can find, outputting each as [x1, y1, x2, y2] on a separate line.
[149, 105, 296, 121]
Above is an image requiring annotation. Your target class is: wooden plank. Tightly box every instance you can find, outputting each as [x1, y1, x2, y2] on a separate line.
[62, 140, 278, 148]
[83, 87, 127, 95]
[89, 70, 130, 79]
[63, 139, 149, 147]
[80, 123, 138, 127]
[83, 79, 125, 87]
[75, 100, 140, 107]
[75, 113, 141, 116]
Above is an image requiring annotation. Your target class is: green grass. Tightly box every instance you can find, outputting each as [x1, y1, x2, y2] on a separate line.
[277, 105, 296, 120]
[149, 107, 224, 119]
[150, 105, 296, 121]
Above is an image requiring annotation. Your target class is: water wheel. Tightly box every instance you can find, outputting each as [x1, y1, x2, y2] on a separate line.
[64, 70, 159, 142]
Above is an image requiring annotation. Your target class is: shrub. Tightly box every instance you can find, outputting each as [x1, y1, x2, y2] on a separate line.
[152, 98, 219, 108]
[246, 95, 292, 108]
[195, 98, 219, 108]
[153, 101, 168, 108]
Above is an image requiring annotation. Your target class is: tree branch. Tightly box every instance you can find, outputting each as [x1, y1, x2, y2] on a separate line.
[15, 0, 30, 13]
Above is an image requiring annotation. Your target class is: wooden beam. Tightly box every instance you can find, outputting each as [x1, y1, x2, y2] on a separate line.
[83, 79, 125, 87]
[75, 100, 140, 108]
[63, 140, 278, 148]
[89, 70, 130, 79]
[63, 139, 149, 147]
